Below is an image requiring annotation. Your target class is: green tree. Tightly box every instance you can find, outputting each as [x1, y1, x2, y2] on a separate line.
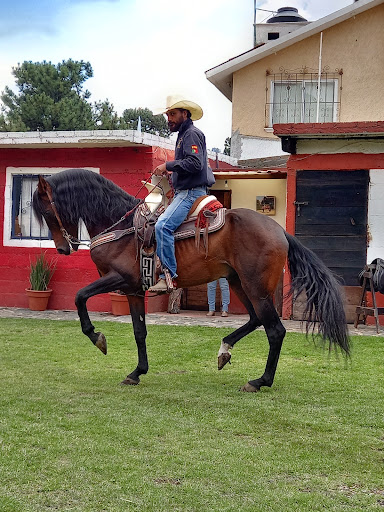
[0, 59, 94, 131]
[92, 99, 121, 130]
[121, 107, 170, 137]
[224, 137, 231, 156]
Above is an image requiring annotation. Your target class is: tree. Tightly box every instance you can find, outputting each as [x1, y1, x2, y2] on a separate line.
[0, 60, 171, 137]
[92, 100, 121, 130]
[120, 107, 170, 137]
[0, 59, 94, 131]
[224, 137, 231, 156]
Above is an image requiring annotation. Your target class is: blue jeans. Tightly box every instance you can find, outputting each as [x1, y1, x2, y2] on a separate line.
[207, 278, 230, 312]
[155, 186, 207, 279]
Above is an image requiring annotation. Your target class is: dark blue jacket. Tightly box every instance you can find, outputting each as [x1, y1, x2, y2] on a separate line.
[165, 118, 215, 190]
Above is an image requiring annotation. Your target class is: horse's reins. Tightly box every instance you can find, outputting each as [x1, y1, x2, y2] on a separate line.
[46, 171, 174, 252]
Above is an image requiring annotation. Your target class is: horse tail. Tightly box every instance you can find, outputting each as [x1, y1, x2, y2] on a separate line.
[285, 232, 350, 356]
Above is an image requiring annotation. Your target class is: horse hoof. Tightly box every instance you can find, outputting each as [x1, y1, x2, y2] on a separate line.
[218, 352, 231, 370]
[120, 376, 140, 386]
[240, 382, 259, 392]
[95, 333, 107, 355]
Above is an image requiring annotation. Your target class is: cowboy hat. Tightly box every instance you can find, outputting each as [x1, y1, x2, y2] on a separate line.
[154, 95, 203, 121]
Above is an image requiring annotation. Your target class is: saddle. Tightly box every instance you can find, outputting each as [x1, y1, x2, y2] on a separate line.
[358, 258, 384, 294]
[134, 193, 225, 250]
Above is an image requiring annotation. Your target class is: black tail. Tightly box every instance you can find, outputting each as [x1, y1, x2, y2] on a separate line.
[285, 232, 350, 356]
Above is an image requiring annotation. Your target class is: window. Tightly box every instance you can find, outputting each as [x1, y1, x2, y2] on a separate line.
[4, 167, 99, 248]
[12, 174, 50, 240]
[265, 69, 342, 127]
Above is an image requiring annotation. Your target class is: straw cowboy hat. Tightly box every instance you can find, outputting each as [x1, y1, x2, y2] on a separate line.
[154, 95, 203, 121]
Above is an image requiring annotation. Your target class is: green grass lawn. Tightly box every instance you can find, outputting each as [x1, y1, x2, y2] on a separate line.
[0, 318, 383, 511]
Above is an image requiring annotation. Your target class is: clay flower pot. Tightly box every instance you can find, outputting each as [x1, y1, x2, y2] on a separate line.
[109, 292, 130, 316]
[25, 288, 53, 311]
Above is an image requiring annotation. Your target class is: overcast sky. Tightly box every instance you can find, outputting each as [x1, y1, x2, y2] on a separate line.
[0, 0, 354, 151]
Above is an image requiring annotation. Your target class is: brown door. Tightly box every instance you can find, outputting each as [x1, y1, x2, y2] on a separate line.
[293, 170, 368, 322]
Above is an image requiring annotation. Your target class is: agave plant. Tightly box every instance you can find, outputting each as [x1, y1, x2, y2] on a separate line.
[28, 252, 57, 291]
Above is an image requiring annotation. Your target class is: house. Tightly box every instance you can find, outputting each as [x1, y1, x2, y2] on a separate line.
[273, 121, 384, 323]
[0, 129, 239, 313]
[206, 0, 384, 161]
[205, 0, 384, 321]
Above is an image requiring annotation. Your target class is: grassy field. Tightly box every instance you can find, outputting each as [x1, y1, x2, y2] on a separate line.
[0, 317, 384, 512]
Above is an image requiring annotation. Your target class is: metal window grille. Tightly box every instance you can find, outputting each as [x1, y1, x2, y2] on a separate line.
[265, 68, 342, 126]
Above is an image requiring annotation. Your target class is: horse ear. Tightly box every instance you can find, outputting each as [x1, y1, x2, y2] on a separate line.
[37, 175, 52, 197]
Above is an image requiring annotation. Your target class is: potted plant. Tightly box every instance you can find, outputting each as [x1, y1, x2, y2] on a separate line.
[109, 290, 130, 316]
[26, 252, 56, 311]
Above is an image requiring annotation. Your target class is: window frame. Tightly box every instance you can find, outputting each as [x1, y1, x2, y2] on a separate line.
[4, 167, 99, 248]
[269, 78, 339, 127]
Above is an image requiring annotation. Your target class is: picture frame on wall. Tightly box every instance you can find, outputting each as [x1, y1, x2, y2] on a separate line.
[256, 195, 276, 215]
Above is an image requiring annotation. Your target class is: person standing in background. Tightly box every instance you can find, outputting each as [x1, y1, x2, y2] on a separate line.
[206, 278, 230, 317]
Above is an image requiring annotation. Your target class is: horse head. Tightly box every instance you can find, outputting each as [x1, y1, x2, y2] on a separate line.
[34, 176, 80, 255]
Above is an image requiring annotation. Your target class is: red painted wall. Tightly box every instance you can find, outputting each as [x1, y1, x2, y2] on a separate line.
[0, 145, 237, 313]
[0, 146, 173, 313]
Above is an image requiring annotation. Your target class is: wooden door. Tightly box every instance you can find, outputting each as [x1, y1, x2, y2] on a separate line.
[294, 170, 368, 285]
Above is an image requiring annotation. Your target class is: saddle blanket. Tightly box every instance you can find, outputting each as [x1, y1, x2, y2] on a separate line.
[90, 206, 226, 251]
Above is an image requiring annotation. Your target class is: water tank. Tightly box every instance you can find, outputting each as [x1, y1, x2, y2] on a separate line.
[267, 7, 308, 23]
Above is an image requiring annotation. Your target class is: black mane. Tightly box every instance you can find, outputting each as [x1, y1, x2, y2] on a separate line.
[33, 168, 141, 229]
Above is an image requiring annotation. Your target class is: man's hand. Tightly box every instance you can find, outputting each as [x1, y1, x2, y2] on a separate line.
[153, 163, 168, 176]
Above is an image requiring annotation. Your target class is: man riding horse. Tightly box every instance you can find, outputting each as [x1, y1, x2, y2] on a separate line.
[148, 95, 215, 293]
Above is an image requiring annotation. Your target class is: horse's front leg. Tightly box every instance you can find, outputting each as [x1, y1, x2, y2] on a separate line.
[75, 271, 126, 354]
[121, 295, 148, 386]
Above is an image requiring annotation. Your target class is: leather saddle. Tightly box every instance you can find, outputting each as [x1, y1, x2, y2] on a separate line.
[134, 176, 225, 250]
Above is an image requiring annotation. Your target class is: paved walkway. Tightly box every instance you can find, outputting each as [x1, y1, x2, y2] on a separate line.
[0, 307, 382, 337]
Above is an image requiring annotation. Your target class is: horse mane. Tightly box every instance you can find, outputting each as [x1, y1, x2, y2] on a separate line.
[33, 168, 141, 229]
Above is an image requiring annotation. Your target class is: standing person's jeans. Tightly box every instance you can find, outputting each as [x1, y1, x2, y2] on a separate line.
[155, 186, 207, 279]
[207, 278, 230, 312]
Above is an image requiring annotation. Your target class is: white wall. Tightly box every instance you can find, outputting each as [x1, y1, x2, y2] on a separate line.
[231, 132, 286, 160]
[367, 169, 384, 263]
[211, 178, 287, 228]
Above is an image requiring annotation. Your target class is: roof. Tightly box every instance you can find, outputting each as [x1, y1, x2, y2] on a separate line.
[205, 0, 383, 100]
[273, 121, 384, 154]
[274, 121, 384, 138]
[0, 129, 239, 167]
[0, 129, 175, 150]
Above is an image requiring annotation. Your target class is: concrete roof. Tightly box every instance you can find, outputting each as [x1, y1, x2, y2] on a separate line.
[0, 129, 174, 150]
[0, 129, 238, 167]
[205, 0, 383, 100]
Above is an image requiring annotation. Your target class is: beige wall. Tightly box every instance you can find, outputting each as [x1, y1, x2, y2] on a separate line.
[211, 178, 287, 228]
[232, 4, 384, 139]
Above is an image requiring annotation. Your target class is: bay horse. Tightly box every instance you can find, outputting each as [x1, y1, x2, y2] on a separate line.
[32, 168, 350, 392]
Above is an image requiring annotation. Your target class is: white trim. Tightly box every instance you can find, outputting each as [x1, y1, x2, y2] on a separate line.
[3, 167, 99, 248]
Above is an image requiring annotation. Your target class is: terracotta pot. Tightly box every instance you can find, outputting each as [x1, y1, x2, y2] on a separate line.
[109, 292, 130, 316]
[25, 289, 53, 311]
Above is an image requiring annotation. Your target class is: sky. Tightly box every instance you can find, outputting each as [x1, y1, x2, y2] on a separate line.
[0, 0, 354, 151]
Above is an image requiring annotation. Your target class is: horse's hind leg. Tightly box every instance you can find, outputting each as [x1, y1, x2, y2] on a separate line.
[241, 297, 286, 392]
[218, 276, 262, 370]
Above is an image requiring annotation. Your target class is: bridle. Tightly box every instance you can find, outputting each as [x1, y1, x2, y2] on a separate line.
[45, 186, 82, 254]
[44, 171, 174, 253]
